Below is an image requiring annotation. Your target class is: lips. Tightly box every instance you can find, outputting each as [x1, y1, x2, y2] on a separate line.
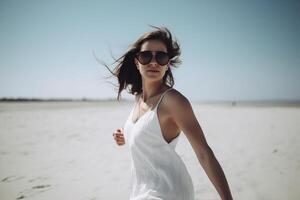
[147, 70, 159, 72]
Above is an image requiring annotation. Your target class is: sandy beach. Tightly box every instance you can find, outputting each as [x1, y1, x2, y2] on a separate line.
[0, 101, 299, 200]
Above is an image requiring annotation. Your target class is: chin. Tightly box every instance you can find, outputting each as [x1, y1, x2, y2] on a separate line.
[142, 71, 165, 81]
[144, 75, 163, 81]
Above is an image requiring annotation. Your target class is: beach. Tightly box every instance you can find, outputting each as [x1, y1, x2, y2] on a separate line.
[0, 101, 299, 200]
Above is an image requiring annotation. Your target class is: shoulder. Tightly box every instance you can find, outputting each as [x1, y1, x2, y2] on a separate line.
[164, 88, 191, 108]
[163, 89, 201, 136]
[162, 88, 196, 128]
[165, 88, 189, 104]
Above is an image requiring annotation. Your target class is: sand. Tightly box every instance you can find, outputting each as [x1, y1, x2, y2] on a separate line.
[0, 101, 299, 200]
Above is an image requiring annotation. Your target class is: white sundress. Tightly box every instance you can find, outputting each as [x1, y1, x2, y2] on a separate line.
[123, 88, 195, 200]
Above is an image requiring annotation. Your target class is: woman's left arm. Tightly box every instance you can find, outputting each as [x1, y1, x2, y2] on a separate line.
[166, 92, 233, 200]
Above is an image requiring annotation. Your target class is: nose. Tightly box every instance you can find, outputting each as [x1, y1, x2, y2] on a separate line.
[149, 52, 158, 65]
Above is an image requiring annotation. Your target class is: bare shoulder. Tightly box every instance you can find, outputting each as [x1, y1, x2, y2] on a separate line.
[162, 88, 194, 120]
[163, 88, 197, 133]
[164, 88, 191, 109]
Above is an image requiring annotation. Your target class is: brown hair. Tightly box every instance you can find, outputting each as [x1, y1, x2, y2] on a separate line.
[100, 26, 181, 100]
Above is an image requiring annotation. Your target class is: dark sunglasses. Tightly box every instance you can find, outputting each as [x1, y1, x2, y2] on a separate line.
[136, 51, 170, 66]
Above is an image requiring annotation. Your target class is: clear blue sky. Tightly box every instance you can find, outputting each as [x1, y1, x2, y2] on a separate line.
[0, 0, 299, 101]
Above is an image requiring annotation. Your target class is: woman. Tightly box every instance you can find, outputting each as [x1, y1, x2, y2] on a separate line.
[109, 26, 233, 200]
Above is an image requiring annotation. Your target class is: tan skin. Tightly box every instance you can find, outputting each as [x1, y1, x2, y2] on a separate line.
[112, 40, 233, 200]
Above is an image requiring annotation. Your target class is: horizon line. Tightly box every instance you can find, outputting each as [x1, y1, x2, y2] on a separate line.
[1, 97, 300, 103]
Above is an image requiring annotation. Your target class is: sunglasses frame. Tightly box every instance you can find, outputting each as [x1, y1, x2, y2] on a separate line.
[136, 51, 170, 66]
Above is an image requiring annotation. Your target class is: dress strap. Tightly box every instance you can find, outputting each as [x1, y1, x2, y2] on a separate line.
[154, 88, 173, 110]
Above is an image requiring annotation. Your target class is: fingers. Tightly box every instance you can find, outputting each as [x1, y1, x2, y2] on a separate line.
[115, 138, 125, 146]
[114, 136, 124, 142]
[113, 129, 125, 146]
[113, 133, 124, 138]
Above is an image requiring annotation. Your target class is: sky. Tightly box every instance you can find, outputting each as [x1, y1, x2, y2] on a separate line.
[0, 0, 299, 101]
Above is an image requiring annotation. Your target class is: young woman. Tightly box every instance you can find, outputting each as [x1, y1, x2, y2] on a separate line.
[109, 26, 233, 200]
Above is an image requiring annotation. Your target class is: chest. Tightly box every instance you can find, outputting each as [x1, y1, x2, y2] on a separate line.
[131, 101, 180, 144]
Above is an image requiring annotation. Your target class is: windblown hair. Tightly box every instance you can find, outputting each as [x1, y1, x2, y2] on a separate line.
[101, 26, 181, 100]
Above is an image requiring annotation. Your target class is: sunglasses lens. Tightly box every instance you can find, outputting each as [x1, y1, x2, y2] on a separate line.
[156, 52, 169, 66]
[137, 51, 170, 66]
[137, 51, 152, 65]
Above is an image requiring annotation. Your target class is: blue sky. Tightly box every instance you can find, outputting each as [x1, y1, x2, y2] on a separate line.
[0, 0, 299, 101]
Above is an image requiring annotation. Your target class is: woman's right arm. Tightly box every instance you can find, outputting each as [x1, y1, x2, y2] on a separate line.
[113, 94, 138, 146]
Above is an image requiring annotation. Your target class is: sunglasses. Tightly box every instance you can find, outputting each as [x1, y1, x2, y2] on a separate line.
[136, 51, 170, 66]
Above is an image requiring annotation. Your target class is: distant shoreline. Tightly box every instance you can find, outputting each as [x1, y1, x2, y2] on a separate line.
[0, 98, 128, 102]
[193, 100, 300, 107]
[0, 98, 300, 107]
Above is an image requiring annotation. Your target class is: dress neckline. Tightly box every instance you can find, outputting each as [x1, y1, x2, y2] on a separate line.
[131, 87, 173, 125]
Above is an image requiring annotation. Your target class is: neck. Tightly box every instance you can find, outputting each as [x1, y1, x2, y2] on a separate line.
[141, 80, 165, 102]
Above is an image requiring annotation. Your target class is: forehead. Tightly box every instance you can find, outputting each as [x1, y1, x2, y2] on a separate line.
[140, 39, 167, 52]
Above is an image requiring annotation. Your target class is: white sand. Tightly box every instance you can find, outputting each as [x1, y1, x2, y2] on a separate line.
[0, 101, 299, 200]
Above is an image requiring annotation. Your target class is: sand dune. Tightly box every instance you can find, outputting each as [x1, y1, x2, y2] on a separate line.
[0, 102, 299, 200]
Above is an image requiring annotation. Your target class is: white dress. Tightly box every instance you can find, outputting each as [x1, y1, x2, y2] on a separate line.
[123, 88, 195, 200]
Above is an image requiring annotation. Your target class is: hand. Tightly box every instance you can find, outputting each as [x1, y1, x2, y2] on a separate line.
[112, 128, 125, 146]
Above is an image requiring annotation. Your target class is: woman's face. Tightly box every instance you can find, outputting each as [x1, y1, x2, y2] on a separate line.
[135, 39, 169, 82]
